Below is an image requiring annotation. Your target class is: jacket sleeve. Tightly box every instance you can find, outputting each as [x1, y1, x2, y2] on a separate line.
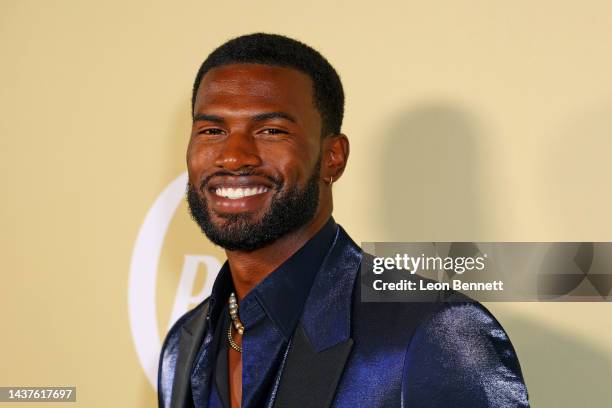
[157, 314, 188, 408]
[401, 302, 530, 408]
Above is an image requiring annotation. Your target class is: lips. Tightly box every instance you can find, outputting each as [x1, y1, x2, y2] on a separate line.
[214, 186, 270, 199]
[204, 175, 277, 213]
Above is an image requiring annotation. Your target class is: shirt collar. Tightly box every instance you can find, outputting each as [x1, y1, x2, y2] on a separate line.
[207, 217, 338, 340]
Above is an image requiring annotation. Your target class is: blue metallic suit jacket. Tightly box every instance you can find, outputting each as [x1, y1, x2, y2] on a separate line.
[158, 225, 530, 407]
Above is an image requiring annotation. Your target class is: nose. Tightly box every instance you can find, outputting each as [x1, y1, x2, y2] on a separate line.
[214, 131, 262, 171]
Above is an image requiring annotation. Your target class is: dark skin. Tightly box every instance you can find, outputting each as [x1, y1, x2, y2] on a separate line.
[187, 63, 349, 408]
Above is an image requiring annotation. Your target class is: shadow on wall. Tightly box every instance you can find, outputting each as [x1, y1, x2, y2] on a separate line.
[503, 313, 612, 407]
[377, 103, 612, 406]
[378, 104, 485, 241]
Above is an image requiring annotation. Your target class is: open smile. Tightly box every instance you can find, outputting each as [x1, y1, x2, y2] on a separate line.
[213, 186, 270, 199]
[204, 175, 277, 213]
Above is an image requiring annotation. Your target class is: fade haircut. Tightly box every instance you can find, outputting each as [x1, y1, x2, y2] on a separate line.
[191, 33, 344, 137]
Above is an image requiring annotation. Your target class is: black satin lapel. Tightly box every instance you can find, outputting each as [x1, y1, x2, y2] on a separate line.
[273, 325, 353, 408]
[170, 303, 210, 408]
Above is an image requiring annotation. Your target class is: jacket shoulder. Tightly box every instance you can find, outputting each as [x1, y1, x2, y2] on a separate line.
[157, 298, 210, 408]
[356, 253, 528, 406]
[401, 301, 530, 407]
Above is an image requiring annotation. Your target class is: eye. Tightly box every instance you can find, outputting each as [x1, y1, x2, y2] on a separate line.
[260, 128, 288, 135]
[199, 128, 224, 135]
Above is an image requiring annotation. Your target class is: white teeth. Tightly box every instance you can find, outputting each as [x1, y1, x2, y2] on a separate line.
[214, 186, 269, 199]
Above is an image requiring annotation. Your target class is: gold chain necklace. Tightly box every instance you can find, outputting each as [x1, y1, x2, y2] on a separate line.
[227, 292, 244, 353]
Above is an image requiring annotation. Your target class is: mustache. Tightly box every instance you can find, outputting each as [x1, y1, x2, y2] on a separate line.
[199, 169, 283, 191]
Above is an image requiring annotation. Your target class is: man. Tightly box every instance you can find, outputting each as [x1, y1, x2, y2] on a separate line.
[158, 33, 530, 408]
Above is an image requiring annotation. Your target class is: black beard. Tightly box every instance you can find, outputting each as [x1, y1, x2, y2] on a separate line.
[187, 161, 321, 252]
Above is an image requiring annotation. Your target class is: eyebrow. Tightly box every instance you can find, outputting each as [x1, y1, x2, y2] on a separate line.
[192, 111, 297, 124]
[193, 113, 224, 123]
[252, 112, 297, 123]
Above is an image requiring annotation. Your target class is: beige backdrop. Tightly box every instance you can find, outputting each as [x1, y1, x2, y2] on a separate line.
[1, 0, 611, 407]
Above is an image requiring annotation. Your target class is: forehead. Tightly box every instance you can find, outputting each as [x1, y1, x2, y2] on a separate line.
[193, 63, 318, 117]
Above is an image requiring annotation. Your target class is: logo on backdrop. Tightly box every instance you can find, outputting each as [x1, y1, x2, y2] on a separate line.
[128, 172, 221, 388]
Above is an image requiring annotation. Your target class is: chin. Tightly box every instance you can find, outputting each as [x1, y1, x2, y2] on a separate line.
[207, 209, 268, 234]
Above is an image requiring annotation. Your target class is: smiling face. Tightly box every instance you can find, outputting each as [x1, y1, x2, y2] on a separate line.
[186, 63, 327, 251]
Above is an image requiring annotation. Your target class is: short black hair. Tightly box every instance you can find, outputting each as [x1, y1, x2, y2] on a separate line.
[192, 33, 344, 136]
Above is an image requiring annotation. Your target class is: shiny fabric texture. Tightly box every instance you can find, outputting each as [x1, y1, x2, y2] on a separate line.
[158, 224, 530, 407]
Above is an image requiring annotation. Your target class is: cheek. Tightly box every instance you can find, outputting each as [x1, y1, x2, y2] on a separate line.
[265, 142, 319, 186]
[274, 156, 314, 189]
[186, 142, 214, 182]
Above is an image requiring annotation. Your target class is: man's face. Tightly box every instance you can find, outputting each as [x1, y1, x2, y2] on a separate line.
[187, 63, 324, 251]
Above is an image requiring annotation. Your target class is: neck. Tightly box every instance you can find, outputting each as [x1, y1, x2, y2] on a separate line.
[225, 213, 331, 300]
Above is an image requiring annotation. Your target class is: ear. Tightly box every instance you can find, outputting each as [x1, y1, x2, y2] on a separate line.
[322, 133, 350, 183]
